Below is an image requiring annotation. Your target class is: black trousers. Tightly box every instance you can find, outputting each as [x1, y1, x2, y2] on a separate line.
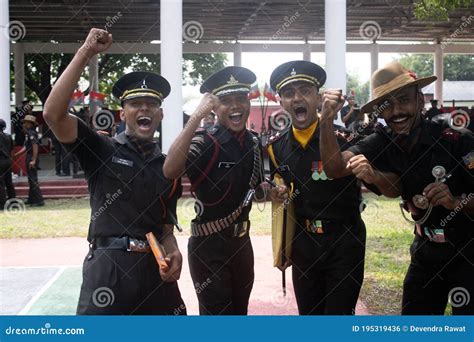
[61, 146, 79, 175]
[77, 249, 186, 315]
[4, 166, 15, 199]
[188, 230, 254, 315]
[291, 216, 366, 315]
[25, 156, 44, 204]
[402, 235, 474, 315]
[52, 138, 63, 175]
[0, 162, 7, 207]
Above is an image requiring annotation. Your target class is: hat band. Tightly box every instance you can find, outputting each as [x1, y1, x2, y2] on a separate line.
[372, 73, 417, 99]
[276, 74, 319, 92]
[215, 87, 251, 97]
[120, 88, 163, 102]
[23, 115, 37, 124]
[211, 83, 250, 96]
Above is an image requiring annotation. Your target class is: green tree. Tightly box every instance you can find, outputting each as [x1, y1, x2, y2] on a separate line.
[346, 73, 370, 106]
[12, 52, 227, 106]
[397, 54, 474, 80]
[414, 0, 473, 21]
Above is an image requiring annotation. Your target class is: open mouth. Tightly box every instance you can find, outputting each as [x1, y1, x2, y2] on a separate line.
[229, 112, 243, 124]
[390, 116, 409, 126]
[294, 105, 308, 122]
[391, 116, 408, 123]
[136, 116, 152, 129]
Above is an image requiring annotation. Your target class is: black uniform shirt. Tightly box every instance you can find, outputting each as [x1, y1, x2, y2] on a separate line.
[268, 125, 362, 221]
[186, 124, 262, 224]
[0, 132, 13, 162]
[64, 119, 181, 241]
[24, 128, 39, 158]
[349, 120, 474, 243]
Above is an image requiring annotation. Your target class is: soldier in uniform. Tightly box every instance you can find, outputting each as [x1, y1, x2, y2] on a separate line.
[13, 115, 45, 206]
[43, 28, 186, 315]
[0, 119, 15, 207]
[164, 66, 264, 315]
[319, 61, 474, 315]
[267, 61, 400, 315]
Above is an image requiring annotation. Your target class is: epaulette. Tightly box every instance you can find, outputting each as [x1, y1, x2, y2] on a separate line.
[249, 128, 259, 136]
[441, 127, 461, 141]
[195, 127, 207, 135]
[207, 126, 218, 135]
[267, 129, 288, 145]
[195, 126, 218, 136]
[334, 128, 356, 143]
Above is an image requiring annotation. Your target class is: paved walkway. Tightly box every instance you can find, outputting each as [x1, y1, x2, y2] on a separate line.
[0, 236, 369, 315]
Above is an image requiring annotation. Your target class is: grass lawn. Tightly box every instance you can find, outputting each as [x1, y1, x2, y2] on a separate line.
[0, 194, 415, 314]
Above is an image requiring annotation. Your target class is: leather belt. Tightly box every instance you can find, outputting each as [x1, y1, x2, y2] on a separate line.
[93, 236, 151, 253]
[303, 215, 361, 234]
[191, 220, 250, 238]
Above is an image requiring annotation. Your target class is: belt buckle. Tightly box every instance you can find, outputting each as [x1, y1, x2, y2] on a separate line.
[233, 222, 248, 238]
[128, 238, 150, 252]
[306, 219, 324, 234]
[424, 227, 446, 243]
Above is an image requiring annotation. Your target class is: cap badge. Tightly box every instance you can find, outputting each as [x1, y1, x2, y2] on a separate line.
[227, 75, 239, 85]
[141, 79, 148, 89]
[290, 68, 296, 76]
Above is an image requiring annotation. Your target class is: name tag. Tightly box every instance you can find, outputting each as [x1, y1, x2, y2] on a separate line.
[112, 156, 134, 167]
[218, 161, 236, 169]
[278, 165, 290, 172]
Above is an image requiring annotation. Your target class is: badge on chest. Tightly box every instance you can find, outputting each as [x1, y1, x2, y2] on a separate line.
[112, 156, 134, 167]
[218, 161, 236, 169]
[311, 161, 332, 181]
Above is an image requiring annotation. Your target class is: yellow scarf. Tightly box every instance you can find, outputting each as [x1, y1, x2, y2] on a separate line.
[292, 119, 318, 149]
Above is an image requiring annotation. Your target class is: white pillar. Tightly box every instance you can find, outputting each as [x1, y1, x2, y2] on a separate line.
[325, 0, 346, 124]
[0, 0, 10, 133]
[434, 44, 443, 104]
[369, 42, 379, 99]
[88, 55, 99, 114]
[88, 55, 99, 91]
[160, 0, 183, 153]
[234, 43, 242, 66]
[14, 43, 25, 108]
[303, 42, 311, 62]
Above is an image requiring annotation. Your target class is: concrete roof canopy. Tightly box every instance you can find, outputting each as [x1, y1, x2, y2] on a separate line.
[9, 0, 474, 43]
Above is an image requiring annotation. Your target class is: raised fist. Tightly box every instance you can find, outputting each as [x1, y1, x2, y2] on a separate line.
[80, 28, 113, 58]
